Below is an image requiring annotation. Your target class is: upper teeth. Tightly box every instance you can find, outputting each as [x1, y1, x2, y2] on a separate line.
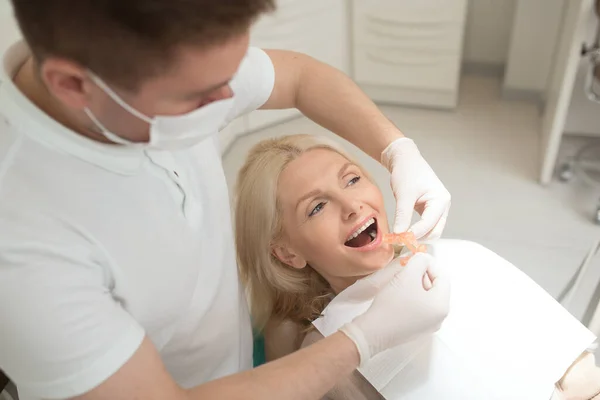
[347, 218, 375, 241]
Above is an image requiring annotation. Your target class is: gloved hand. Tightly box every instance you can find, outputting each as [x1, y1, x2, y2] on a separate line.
[381, 137, 451, 240]
[555, 351, 600, 400]
[339, 253, 451, 366]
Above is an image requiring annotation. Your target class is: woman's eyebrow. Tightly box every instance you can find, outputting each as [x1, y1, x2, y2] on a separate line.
[296, 189, 320, 211]
[338, 162, 355, 178]
[294, 162, 355, 211]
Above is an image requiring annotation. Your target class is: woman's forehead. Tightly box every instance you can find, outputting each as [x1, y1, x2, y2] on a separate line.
[277, 149, 357, 205]
[282, 149, 352, 184]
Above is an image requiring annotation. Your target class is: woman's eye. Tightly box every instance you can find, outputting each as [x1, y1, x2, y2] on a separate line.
[348, 176, 361, 186]
[309, 202, 326, 217]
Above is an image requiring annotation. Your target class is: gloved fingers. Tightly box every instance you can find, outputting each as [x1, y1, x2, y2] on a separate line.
[362, 258, 406, 289]
[430, 271, 451, 293]
[424, 255, 441, 282]
[422, 211, 448, 241]
[392, 191, 417, 234]
[389, 253, 433, 288]
[409, 199, 448, 240]
[428, 273, 452, 312]
[341, 259, 406, 302]
[422, 273, 433, 290]
[418, 204, 449, 241]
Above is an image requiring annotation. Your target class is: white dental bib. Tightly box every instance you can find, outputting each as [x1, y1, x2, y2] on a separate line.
[313, 240, 596, 400]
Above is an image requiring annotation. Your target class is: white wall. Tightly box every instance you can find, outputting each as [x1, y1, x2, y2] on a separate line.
[0, 0, 20, 55]
[0, 0, 11, 15]
[462, 0, 516, 65]
[503, 0, 565, 96]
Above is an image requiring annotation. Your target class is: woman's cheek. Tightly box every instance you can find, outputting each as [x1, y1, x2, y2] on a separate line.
[310, 220, 333, 243]
[310, 237, 333, 257]
[307, 233, 337, 262]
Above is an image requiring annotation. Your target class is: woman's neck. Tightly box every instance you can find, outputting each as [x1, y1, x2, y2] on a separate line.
[327, 275, 367, 295]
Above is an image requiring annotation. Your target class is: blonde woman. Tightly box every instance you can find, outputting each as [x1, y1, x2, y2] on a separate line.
[235, 134, 600, 400]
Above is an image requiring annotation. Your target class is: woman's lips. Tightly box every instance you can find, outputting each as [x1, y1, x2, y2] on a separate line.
[347, 219, 383, 252]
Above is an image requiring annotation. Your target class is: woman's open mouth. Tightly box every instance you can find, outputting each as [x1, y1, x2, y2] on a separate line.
[345, 218, 378, 248]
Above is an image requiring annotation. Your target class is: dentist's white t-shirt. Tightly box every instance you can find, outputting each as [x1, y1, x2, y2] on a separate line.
[0, 41, 274, 400]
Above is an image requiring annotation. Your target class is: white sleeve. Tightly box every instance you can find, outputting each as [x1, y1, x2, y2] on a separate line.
[224, 47, 275, 123]
[0, 225, 145, 399]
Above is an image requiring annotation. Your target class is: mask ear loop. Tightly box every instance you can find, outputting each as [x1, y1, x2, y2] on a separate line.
[87, 72, 153, 124]
[83, 107, 135, 146]
[84, 72, 154, 146]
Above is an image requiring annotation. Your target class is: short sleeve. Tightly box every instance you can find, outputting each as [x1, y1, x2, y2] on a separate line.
[0, 216, 145, 399]
[224, 47, 275, 123]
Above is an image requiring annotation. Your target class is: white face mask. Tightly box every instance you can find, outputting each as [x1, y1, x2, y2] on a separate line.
[84, 73, 235, 150]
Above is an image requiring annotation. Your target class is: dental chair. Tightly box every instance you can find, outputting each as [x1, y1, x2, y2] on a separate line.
[0, 370, 12, 400]
[558, 0, 600, 224]
[558, 237, 600, 338]
[554, 0, 600, 341]
[0, 371, 7, 393]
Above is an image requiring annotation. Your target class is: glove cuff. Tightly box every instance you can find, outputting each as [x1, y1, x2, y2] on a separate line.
[339, 322, 371, 368]
[380, 137, 418, 171]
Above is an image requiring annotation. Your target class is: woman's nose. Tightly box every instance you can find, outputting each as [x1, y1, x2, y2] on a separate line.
[342, 199, 363, 220]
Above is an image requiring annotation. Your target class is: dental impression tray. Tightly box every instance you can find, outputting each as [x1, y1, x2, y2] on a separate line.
[382, 232, 427, 265]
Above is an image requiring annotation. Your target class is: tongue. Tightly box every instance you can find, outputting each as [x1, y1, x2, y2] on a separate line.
[346, 231, 373, 248]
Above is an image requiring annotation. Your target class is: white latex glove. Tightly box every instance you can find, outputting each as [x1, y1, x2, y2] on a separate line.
[382, 137, 451, 239]
[339, 253, 451, 366]
[556, 352, 600, 400]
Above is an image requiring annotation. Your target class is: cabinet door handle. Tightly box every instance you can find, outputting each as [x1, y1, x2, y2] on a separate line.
[364, 24, 446, 41]
[252, 5, 329, 41]
[364, 13, 456, 28]
[365, 51, 441, 67]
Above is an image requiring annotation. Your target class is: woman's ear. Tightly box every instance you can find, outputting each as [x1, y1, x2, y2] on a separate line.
[271, 244, 307, 270]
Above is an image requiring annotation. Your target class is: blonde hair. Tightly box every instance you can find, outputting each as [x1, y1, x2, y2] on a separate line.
[235, 134, 365, 332]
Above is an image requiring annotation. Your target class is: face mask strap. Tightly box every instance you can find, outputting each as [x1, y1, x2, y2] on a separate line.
[88, 72, 153, 124]
[84, 107, 135, 146]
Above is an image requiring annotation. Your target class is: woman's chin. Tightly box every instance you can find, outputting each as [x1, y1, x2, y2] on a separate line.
[371, 243, 395, 265]
[359, 250, 395, 273]
[326, 251, 396, 293]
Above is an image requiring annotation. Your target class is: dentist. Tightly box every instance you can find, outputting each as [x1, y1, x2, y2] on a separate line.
[0, 1, 451, 400]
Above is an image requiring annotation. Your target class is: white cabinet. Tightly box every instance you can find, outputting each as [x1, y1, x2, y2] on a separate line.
[0, 1, 20, 61]
[502, 0, 564, 101]
[220, 0, 350, 155]
[352, 0, 468, 109]
[246, 0, 349, 131]
[220, 0, 470, 155]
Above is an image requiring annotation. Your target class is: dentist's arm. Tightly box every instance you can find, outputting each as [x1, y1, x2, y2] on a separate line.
[72, 255, 449, 400]
[75, 331, 361, 400]
[260, 50, 396, 161]
[261, 50, 451, 239]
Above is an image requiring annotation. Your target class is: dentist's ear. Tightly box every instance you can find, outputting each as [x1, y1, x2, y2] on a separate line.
[271, 244, 307, 270]
[40, 57, 91, 110]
